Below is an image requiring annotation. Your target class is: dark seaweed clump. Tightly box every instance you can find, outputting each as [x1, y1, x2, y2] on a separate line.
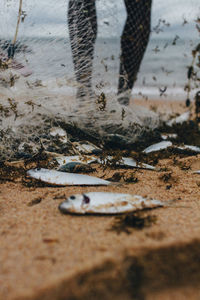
[110, 213, 157, 234]
[161, 120, 200, 147]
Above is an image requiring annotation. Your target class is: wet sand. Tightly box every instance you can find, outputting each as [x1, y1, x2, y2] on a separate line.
[1, 98, 200, 300]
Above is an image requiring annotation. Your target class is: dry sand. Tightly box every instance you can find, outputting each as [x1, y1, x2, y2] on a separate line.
[1, 99, 200, 300]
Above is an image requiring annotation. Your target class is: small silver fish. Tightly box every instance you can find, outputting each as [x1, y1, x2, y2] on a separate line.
[27, 168, 110, 186]
[55, 155, 97, 166]
[97, 156, 155, 170]
[59, 192, 164, 215]
[118, 157, 155, 170]
[177, 145, 200, 153]
[72, 141, 102, 155]
[143, 141, 172, 154]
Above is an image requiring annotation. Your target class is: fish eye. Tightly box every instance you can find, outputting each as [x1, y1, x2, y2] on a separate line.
[70, 195, 76, 200]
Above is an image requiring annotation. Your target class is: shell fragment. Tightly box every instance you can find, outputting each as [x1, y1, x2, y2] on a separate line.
[27, 168, 111, 186]
[59, 192, 164, 215]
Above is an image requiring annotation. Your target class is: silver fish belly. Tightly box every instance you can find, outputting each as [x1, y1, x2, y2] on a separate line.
[27, 168, 111, 186]
[59, 192, 164, 215]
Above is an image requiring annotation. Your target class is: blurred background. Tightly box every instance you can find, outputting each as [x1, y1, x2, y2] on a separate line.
[0, 0, 199, 102]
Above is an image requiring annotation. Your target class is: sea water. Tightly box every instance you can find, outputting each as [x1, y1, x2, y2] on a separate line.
[8, 34, 198, 101]
[0, 0, 199, 101]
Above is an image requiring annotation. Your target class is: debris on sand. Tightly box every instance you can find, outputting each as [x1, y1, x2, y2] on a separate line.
[110, 213, 157, 234]
[58, 192, 164, 215]
[27, 197, 42, 207]
[27, 168, 111, 186]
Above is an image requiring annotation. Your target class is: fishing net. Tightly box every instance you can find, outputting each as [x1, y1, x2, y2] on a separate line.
[0, 0, 199, 160]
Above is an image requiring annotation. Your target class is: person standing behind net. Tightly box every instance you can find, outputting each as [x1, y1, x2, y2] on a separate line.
[68, 0, 152, 107]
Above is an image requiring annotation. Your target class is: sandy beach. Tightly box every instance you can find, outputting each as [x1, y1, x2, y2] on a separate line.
[1, 98, 200, 300]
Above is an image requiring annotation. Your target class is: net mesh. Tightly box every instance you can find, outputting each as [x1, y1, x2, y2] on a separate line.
[0, 0, 200, 160]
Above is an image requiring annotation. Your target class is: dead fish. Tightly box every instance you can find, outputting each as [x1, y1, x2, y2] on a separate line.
[98, 156, 155, 170]
[58, 192, 164, 215]
[177, 145, 200, 153]
[118, 157, 155, 170]
[166, 111, 190, 127]
[143, 141, 172, 154]
[56, 155, 155, 170]
[59, 162, 84, 172]
[72, 141, 102, 155]
[55, 155, 97, 166]
[27, 168, 110, 186]
[59, 162, 94, 173]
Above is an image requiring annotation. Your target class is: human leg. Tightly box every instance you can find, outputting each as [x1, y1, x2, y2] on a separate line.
[68, 0, 97, 100]
[118, 0, 152, 105]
